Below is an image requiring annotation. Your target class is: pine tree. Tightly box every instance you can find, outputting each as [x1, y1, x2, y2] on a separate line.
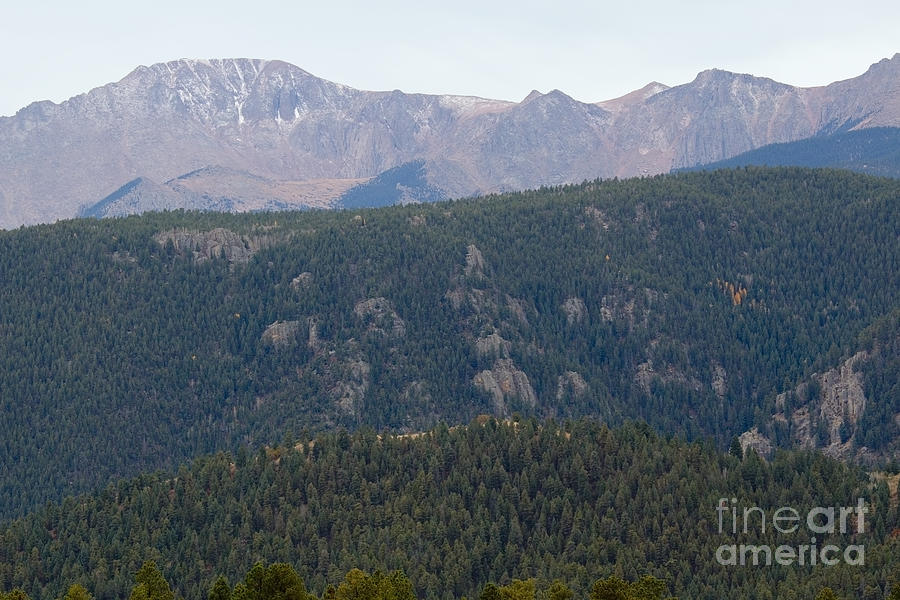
[814, 588, 839, 600]
[62, 585, 92, 600]
[729, 437, 743, 460]
[546, 581, 572, 600]
[888, 579, 900, 600]
[129, 561, 173, 600]
[590, 576, 628, 600]
[209, 577, 232, 600]
[479, 583, 501, 600]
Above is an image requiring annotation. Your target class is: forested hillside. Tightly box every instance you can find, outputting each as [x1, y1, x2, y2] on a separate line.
[338, 161, 447, 208]
[0, 168, 898, 519]
[681, 129, 900, 178]
[0, 420, 897, 600]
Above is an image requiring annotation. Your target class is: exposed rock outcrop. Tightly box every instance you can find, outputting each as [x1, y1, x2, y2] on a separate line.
[306, 317, 321, 350]
[556, 371, 589, 401]
[775, 351, 869, 452]
[584, 206, 611, 230]
[353, 297, 406, 338]
[444, 288, 466, 311]
[154, 227, 272, 263]
[473, 359, 537, 416]
[505, 295, 530, 327]
[634, 361, 656, 394]
[745, 351, 874, 462]
[818, 352, 868, 443]
[561, 297, 587, 325]
[331, 359, 371, 416]
[599, 288, 657, 327]
[475, 333, 511, 359]
[260, 320, 302, 348]
[739, 427, 774, 458]
[291, 272, 313, 290]
[446, 242, 538, 416]
[446, 244, 498, 316]
[634, 359, 702, 395]
[711, 364, 727, 399]
[464, 244, 486, 279]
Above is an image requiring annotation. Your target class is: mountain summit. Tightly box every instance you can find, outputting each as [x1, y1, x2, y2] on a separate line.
[1, 55, 898, 227]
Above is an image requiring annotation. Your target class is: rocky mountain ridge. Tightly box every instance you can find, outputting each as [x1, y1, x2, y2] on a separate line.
[1, 54, 899, 227]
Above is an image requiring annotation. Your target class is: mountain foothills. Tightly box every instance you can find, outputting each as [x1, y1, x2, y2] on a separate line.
[0, 168, 898, 523]
[0, 420, 898, 600]
[1, 55, 899, 227]
[81, 168, 369, 218]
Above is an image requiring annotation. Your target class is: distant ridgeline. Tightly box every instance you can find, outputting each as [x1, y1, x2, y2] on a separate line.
[80, 160, 446, 219]
[679, 128, 900, 178]
[0, 420, 897, 600]
[0, 168, 898, 522]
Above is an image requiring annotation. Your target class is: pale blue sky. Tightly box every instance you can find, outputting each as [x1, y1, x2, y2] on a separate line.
[1, 0, 898, 117]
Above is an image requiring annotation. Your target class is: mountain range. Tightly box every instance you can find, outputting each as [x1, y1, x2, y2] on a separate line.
[1, 55, 899, 227]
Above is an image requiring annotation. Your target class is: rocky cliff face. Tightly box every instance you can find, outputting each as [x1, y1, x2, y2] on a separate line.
[153, 227, 275, 263]
[2, 55, 899, 227]
[784, 352, 868, 456]
[743, 351, 880, 462]
[473, 359, 538, 417]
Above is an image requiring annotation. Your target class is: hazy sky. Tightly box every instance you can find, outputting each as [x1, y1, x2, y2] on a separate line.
[1, 0, 898, 117]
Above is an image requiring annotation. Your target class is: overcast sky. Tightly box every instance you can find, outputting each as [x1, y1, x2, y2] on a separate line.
[1, 0, 898, 117]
